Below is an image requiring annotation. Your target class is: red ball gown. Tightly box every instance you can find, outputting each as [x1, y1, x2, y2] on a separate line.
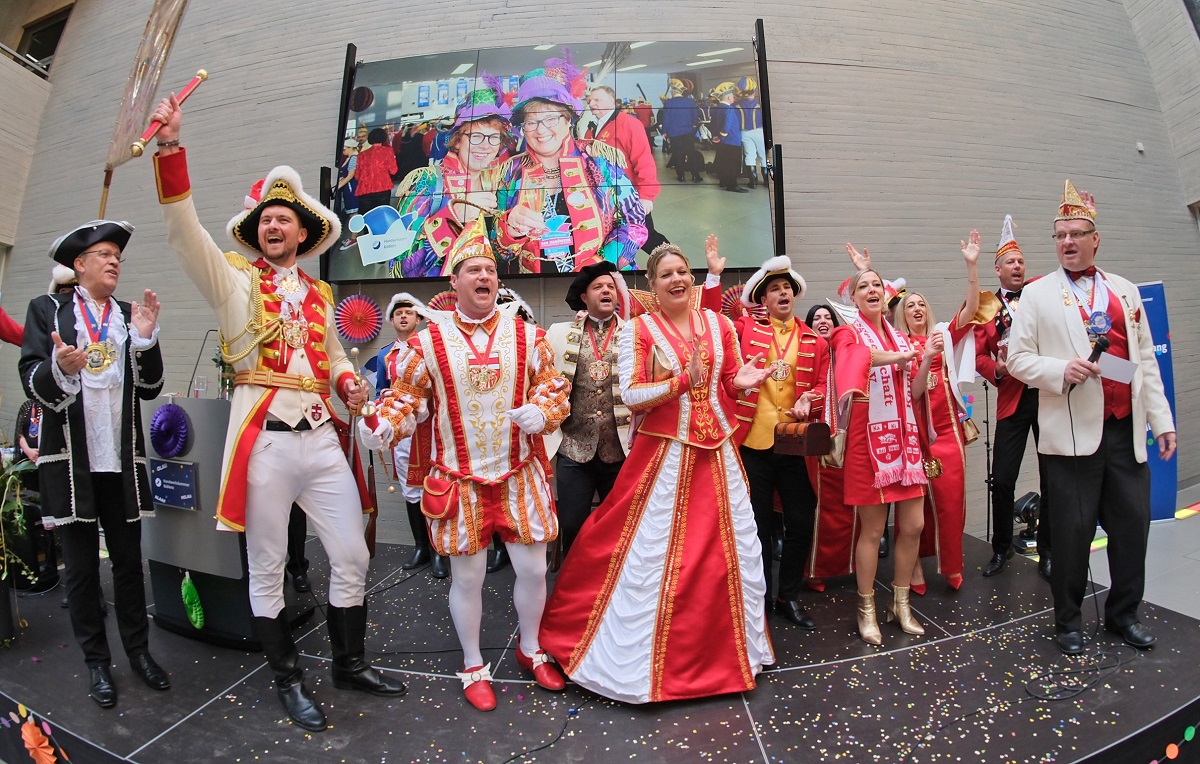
[539, 309, 774, 703]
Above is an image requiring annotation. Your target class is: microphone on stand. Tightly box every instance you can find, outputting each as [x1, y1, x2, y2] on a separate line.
[186, 329, 219, 397]
[1068, 335, 1110, 392]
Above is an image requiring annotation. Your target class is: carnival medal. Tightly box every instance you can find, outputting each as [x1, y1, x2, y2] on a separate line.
[77, 295, 117, 374]
[1086, 310, 1112, 337]
[588, 359, 611, 382]
[769, 359, 791, 382]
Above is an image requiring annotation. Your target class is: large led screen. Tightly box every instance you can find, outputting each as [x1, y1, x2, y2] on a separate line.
[325, 41, 773, 283]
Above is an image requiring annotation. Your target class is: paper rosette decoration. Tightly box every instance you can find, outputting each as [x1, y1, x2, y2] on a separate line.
[426, 290, 459, 313]
[150, 403, 190, 458]
[335, 294, 383, 343]
[720, 285, 763, 321]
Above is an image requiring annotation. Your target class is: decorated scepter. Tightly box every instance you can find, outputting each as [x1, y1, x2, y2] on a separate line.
[129, 69, 207, 157]
[97, 0, 193, 217]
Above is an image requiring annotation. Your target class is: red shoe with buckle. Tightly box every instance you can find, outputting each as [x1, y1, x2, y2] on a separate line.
[457, 664, 496, 711]
[515, 645, 566, 691]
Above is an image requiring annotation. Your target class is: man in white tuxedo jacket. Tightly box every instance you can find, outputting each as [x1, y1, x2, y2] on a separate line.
[1007, 181, 1176, 656]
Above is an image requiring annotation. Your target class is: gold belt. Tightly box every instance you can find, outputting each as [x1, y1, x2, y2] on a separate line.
[233, 369, 330, 394]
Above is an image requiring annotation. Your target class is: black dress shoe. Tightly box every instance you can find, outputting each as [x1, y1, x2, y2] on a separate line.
[486, 546, 510, 573]
[774, 600, 817, 630]
[1055, 631, 1085, 655]
[723, 185, 749, 193]
[878, 534, 890, 559]
[982, 547, 1015, 577]
[772, 536, 784, 562]
[89, 665, 117, 708]
[1107, 622, 1156, 649]
[292, 572, 311, 593]
[1037, 557, 1052, 582]
[402, 546, 430, 571]
[430, 554, 450, 579]
[132, 653, 171, 690]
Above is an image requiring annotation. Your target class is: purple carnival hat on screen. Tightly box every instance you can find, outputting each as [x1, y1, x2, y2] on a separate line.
[513, 50, 587, 115]
[453, 73, 512, 130]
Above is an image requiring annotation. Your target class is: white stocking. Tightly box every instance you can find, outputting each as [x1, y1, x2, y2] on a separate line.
[506, 542, 549, 655]
[448, 550, 488, 669]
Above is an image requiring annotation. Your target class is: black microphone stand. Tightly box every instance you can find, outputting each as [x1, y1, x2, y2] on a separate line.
[981, 379, 994, 544]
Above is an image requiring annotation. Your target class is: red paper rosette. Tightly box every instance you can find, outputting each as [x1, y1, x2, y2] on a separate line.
[720, 285, 767, 322]
[426, 290, 459, 313]
[335, 294, 382, 344]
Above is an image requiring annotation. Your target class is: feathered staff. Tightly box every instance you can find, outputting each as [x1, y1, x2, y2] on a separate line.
[98, 0, 196, 217]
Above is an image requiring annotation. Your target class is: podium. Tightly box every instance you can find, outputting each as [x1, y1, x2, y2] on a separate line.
[141, 397, 313, 650]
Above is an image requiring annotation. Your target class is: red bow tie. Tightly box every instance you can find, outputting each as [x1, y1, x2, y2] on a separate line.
[1068, 266, 1097, 281]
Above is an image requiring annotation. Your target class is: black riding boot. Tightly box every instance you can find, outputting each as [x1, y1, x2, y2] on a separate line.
[326, 605, 407, 696]
[402, 501, 430, 570]
[252, 614, 326, 732]
[486, 535, 510, 573]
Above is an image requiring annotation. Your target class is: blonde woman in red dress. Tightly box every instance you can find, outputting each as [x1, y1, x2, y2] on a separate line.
[892, 231, 987, 595]
[828, 268, 927, 645]
[540, 244, 774, 703]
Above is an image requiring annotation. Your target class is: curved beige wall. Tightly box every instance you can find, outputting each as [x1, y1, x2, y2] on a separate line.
[3, 0, 1198, 539]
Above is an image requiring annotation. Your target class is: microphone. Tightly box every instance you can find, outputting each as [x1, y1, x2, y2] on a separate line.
[1068, 335, 1109, 392]
[187, 329, 219, 397]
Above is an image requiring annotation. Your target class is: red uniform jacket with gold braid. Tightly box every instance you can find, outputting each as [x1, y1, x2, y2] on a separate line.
[731, 315, 829, 446]
[153, 148, 370, 531]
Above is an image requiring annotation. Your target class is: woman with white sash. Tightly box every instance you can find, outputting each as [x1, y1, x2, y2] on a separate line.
[828, 268, 928, 645]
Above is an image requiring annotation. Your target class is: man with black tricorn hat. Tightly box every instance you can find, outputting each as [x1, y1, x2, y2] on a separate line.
[19, 219, 167, 709]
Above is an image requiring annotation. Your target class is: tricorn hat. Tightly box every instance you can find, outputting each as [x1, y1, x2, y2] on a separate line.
[564, 261, 629, 315]
[385, 292, 429, 320]
[48, 220, 134, 267]
[742, 255, 806, 306]
[226, 166, 341, 260]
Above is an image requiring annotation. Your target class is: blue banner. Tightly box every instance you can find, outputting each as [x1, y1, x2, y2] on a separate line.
[1137, 281, 1176, 521]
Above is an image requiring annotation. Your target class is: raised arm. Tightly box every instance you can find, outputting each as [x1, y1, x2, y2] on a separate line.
[954, 229, 981, 329]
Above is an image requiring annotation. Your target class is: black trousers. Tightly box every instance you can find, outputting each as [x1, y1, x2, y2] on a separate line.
[59, 472, 149, 667]
[714, 144, 744, 190]
[355, 190, 391, 211]
[285, 503, 309, 578]
[739, 446, 816, 602]
[990, 385, 1052, 556]
[1042, 416, 1150, 634]
[555, 454, 624, 554]
[668, 133, 702, 179]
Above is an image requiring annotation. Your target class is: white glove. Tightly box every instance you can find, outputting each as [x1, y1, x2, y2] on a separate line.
[357, 417, 394, 450]
[505, 403, 546, 435]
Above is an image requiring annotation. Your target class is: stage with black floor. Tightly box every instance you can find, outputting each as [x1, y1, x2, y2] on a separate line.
[2, 534, 1198, 764]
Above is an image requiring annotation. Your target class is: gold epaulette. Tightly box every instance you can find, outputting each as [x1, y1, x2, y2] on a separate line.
[313, 279, 334, 306]
[962, 291, 1002, 325]
[584, 139, 628, 169]
[224, 251, 255, 272]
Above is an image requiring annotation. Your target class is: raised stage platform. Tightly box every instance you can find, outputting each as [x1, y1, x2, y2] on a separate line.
[1, 535, 1197, 763]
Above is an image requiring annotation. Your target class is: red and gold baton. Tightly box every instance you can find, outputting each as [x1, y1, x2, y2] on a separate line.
[129, 68, 207, 157]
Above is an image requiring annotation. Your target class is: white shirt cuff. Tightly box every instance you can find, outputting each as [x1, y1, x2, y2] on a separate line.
[129, 322, 159, 349]
[705, 273, 721, 288]
[51, 348, 82, 395]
